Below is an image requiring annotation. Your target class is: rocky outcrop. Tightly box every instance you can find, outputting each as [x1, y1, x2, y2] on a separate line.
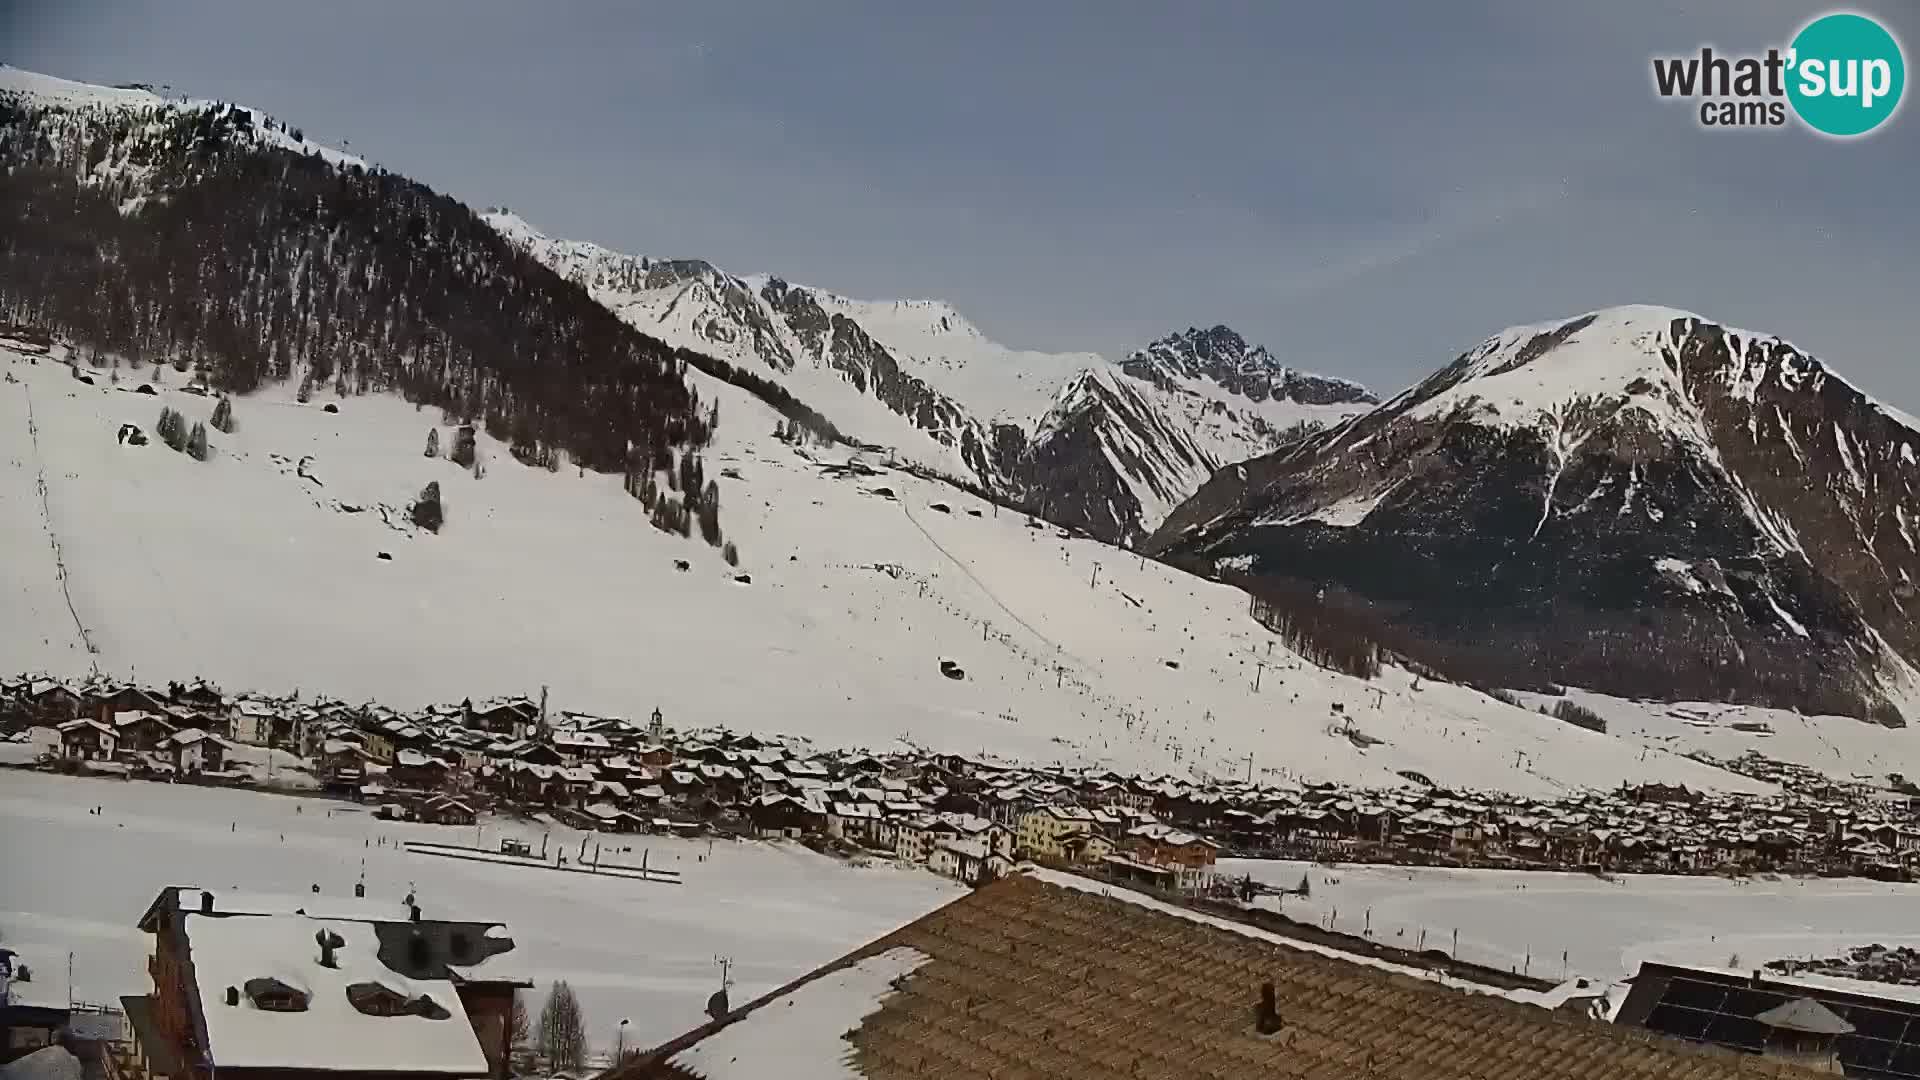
[1149, 306, 1920, 719]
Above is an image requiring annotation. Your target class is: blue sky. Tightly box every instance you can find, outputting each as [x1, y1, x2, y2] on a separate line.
[6, 1, 1916, 406]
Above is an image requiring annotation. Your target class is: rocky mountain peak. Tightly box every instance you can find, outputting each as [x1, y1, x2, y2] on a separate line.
[1122, 325, 1375, 407]
[1149, 304, 1920, 723]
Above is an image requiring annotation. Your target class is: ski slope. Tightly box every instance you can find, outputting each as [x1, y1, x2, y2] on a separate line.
[0, 347, 1886, 794]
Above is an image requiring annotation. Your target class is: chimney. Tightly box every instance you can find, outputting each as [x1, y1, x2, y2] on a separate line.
[1255, 981, 1283, 1035]
[316, 929, 341, 969]
[225, 986, 239, 1007]
[354, 882, 366, 899]
[199, 891, 214, 915]
[409, 902, 422, 923]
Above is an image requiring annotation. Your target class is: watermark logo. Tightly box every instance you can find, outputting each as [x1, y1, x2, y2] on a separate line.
[1652, 10, 1905, 137]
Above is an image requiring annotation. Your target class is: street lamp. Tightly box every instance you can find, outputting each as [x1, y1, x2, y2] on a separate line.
[615, 1018, 630, 1062]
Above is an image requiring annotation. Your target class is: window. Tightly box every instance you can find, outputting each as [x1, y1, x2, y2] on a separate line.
[347, 981, 411, 1016]
[244, 977, 310, 1012]
[347, 982, 451, 1020]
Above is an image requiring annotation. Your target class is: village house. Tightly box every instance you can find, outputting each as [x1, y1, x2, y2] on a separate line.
[126, 887, 530, 1080]
[114, 709, 180, 753]
[827, 802, 885, 847]
[93, 684, 171, 726]
[168, 729, 228, 775]
[391, 749, 452, 791]
[415, 795, 478, 827]
[1017, 804, 1098, 862]
[927, 838, 1011, 885]
[746, 793, 824, 838]
[465, 697, 537, 737]
[57, 718, 116, 761]
[28, 681, 86, 723]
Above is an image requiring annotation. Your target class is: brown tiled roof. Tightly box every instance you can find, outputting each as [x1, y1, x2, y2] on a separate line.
[616, 873, 1814, 1080]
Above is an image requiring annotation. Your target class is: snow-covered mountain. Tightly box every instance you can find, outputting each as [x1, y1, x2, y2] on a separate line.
[1149, 305, 1920, 723]
[4, 341, 1836, 795]
[483, 211, 1370, 543]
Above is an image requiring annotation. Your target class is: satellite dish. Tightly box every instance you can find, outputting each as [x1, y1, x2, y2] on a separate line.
[705, 988, 730, 1022]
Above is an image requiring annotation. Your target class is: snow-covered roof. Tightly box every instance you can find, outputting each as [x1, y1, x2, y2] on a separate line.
[667, 947, 928, 1080]
[164, 888, 414, 924]
[184, 913, 488, 1074]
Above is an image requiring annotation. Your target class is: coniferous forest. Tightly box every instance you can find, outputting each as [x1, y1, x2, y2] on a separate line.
[0, 94, 838, 477]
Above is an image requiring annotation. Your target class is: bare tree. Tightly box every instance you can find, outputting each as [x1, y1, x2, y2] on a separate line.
[537, 979, 588, 1072]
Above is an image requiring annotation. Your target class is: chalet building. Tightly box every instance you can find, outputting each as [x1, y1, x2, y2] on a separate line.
[57, 718, 116, 761]
[227, 701, 291, 748]
[416, 796, 478, 826]
[928, 839, 1010, 885]
[168, 729, 227, 775]
[746, 794, 824, 838]
[95, 685, 171, 725]
[465, 698, 537, 737]
[363, 730, 395, 765]
[826, 802, 884, 846]
[1016, 805, 1096, 862]
[392, 749, 452, 791]
[1059, 832, 1115, 865]
[168, 680, 226, 714]
[126, 887, 530, 1080]
[115, 709, 180, 753]
[550, 731, 612, 763]
[28, 681, 85, 723]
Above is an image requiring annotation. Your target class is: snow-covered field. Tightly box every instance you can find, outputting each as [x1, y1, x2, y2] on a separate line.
[8, 347, 1911, 793]
[1224, 857, 1920, 991]
[0, 770, 961, 1050]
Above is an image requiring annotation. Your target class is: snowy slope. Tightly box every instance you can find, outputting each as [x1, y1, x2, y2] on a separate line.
[484, 210, 1366, 540]
[809, 293, 1098, 425]
[0, 64, 366, 174]
[1153, 305, 1920, 723]
[0, 346, 1811, 796]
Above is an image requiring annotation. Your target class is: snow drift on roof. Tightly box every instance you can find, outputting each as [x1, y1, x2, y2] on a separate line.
[185, 913, 487, 1074]
[668, 947, 929, 1080]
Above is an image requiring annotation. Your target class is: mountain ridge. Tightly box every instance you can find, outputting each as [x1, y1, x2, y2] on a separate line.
[1150, 304, 1920, 721]
[483, 208, 1373, 543]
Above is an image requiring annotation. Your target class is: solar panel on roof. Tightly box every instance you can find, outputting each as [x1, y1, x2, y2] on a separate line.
[1634, 971, 1920, 1079]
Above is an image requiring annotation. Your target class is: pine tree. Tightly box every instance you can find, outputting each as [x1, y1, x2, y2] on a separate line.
[425, 428, 440, 458]
[723, 541, 740, 567]
[186, 421, 210, 461]
[210, 396, 235, 433]
[450, 425, 476, 468]
[411, 481, 444, 533]
[536, 980, 588, 1073]
[296, 373, 313, 404]
[697, 479, 722, 545]
[158, 407, 188, 453]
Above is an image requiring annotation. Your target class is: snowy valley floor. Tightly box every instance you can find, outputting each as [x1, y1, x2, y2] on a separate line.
[0, 771, 962, 1051]
[1225, 857, 1920, 995]
[8, 349, 1916, 794]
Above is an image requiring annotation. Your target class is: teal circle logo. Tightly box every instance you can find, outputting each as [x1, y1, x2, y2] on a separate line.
[1788, 12, 1905, 137]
